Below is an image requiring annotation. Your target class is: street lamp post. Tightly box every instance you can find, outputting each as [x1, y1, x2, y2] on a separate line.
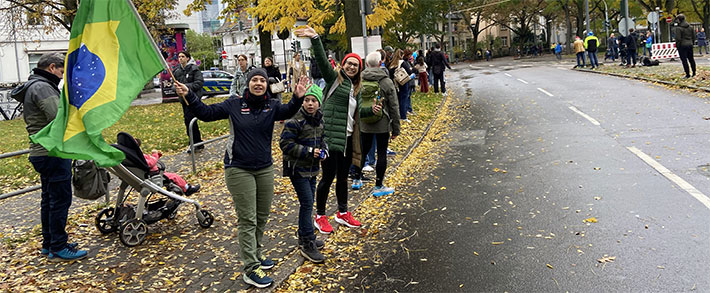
[603, 0, 609, 43]
[585, 0, 590, 33]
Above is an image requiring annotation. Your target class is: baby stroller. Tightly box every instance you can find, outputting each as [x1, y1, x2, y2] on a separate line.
[94, 132, 214, 246]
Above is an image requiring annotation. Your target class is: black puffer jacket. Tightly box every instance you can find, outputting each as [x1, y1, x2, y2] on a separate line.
[173, 61, 204, 98]
[673, 20, 696, 48]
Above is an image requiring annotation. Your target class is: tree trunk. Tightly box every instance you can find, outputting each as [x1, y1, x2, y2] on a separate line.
[258, 22, 272, 64]
[563, 1, 573, 54]
[576, 0, 585, 38]
[343, 0, 363, 53]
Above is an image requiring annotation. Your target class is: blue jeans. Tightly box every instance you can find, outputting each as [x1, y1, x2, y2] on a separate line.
[427, 68, 433, 85]
[398, 83, 410, 120]
[587, 51, 598, 68]
[576, 52, 586, 67]
[290, 176, 317, 240]
[29, 156, 73, 252]
[407, 84, 415, 113]
[365, 139, 376, 166]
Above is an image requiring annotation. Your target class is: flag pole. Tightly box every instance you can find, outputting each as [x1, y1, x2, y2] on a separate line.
[124, 0, 189, 105]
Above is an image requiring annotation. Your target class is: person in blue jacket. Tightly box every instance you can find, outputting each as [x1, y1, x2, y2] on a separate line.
[175, 69, 307, 288]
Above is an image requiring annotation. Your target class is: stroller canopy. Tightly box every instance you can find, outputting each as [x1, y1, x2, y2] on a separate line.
[112, 132, 150, 173]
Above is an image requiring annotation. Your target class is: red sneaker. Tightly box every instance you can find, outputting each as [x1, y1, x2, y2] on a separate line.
[335, 211, 361, 228]
[314, 215, 333, 234]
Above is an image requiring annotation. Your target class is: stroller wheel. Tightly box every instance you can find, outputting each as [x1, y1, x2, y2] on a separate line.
[197, 210, 214, 228]
[119, 219, 148, 247]
[95, 207, 118, 234]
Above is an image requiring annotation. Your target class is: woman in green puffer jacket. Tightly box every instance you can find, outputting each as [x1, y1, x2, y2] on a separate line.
[295, 26, 363, 233]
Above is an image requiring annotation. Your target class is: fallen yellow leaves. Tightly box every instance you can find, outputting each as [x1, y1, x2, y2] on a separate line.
[583, 217, 598, 223]
[597, 255, 616, 263]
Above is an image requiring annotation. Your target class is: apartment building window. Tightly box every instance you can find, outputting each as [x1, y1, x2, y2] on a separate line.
[28, 54, 42, 71]
[500, 25, 507, 31]
[501, 36, 508, 47]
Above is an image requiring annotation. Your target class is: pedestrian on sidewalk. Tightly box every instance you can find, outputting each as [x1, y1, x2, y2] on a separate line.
[429, 43, 451, 94]
[173, 51, 205, 153]
[554, 43, 562, 60]
[263, 57, 283, 100]
[697, 27, 708, 55]
[414, 56, 429, 93]
[358, 52, 401, 197]
[625, 29, 639, 67]
[584, 32, 600, 69]
[310, 51, 326, 89]
[606, 33, 618, 61]
[175, 70, 307, 288]
[295, 25, 364, 234]
[11, 52, 89, 261]
[643, 31, 653, 57]
[230, 54, 255, 98]
[573, 36, 586, 68]
[289, 52, 308, 92]
[280, 85, 327, 264]
[388, 49, 415, 122]
[673, 14, 697, 78]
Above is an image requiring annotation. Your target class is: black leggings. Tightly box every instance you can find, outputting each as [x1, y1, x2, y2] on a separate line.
[316, 137, 352, 215]
[678, 45, 696, 76]
[360, 132, 390, 187]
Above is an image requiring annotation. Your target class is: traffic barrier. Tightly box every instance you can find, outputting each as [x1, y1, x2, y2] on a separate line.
[651, 42, 679, 60]
[202, 86, 229, 93]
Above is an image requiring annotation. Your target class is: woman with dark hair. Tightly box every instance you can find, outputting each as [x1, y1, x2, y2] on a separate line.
[173, 51, 205, 153]
[175, 70, 307, 288]
[295, 25, 364, 234]
[388, 49, 414, 122]
[263, 57, 283, 100]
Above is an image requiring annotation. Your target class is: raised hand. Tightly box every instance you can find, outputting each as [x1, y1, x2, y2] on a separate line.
[294, 26, 317, 38]
[294, 76, 310, 98]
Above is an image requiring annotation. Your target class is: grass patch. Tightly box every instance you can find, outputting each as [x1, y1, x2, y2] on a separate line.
[0, 96, 235, 194]
[596, 63, 710, 89]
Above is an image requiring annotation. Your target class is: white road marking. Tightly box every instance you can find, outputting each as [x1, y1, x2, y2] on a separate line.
[537, 88, 554, 97]
[626, 146, 710, 210]
[568, 106, 600, 126]
[504, 73, 512, 77]
[517, 78, 529, 84]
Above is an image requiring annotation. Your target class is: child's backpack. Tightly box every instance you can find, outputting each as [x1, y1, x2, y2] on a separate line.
[72, 160, 110, 200]
[359, 80, 384, 124]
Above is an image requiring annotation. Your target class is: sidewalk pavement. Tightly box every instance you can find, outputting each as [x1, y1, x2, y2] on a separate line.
[0, 93, 446, 291]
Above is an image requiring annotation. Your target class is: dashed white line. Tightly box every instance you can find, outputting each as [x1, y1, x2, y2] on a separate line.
[537, 88, 554, 97]
[626, 146, 710, 210]
[504, 73, 512, 77]
[517, 78, 529, 84]
[567, 106, 600, 126]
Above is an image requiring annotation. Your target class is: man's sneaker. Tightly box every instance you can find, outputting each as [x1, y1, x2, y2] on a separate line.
[42, 242, 78, 256]
[48, 246, 88, 262]
[362, 165, 375, 172]
[315, 238, 325, 249]
[259, 257, 276, 270]
[351, 179, 362, 190]
[335, 211, 361, 228]
[387, 149, 397, 156]
[372, 186, 395, 197]
[314, 215, 333, 234]
[243, 268, 273, 288]
[184, 184, 200, 196]
[300, 240, 325, 263]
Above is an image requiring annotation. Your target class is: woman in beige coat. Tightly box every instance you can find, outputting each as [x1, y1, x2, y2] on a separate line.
[289, 52, 307, 92]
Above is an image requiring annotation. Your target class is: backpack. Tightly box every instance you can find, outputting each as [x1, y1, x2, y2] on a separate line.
[72, 160, 110, 200]
[641, 56, 660, 66]
[359, 80, 384, 124]
[393, 66, 411, 86]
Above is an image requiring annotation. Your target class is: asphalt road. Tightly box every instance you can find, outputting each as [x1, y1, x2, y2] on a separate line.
[350, 59, 710, 292]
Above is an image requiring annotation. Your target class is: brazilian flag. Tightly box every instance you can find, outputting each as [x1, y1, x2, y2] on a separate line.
[31, 0, 164, 167]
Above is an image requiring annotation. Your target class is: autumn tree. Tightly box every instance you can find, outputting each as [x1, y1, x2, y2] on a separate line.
[636, 0, 675, 42]
[490, 0, 547, 47]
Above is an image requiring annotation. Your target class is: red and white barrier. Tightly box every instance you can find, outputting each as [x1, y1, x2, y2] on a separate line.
[651, 42, 679, 60]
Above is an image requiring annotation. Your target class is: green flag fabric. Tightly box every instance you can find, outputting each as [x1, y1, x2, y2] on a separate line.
[30, 0, 164, 167]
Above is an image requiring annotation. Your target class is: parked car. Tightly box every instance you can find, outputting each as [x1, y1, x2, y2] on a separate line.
[201, 70, 233, 96]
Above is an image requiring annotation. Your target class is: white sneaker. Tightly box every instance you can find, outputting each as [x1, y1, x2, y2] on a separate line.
[362, 165, 374, 172]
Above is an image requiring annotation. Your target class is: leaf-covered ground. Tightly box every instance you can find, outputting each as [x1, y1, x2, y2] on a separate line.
[594, 62, 710, 90]
[0, 91, 444, 291]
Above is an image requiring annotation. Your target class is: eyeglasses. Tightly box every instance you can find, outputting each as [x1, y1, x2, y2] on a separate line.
[344, 61, 359, 67]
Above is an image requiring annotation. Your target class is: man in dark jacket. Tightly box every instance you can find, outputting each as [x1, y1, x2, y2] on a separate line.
[173, 51, 205, 152]
[625, 29, 639, 68]
[673, 14, 696, 78]
[429, 43, 452, 94]
[10, 53, 88, 261]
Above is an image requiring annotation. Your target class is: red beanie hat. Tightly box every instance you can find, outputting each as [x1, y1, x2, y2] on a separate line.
[341, 53, 363, 70]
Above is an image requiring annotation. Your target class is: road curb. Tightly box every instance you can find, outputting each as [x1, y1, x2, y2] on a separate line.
[576, 68, 710, 92]
[266, 92, 450, 292]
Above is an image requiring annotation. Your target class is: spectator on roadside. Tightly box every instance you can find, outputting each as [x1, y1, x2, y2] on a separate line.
[698, 27, 708, 55]
[328, 55, 337, 69]
[584, 32, 600, 69]
[606, 33, 618, 61]
[573, 36, 586, 68]
[173, 51, 205, 153]
[263, 57, 283, 100]
[673, 14, 696, 78]
[625, 29, 639, 68]
[404, 49, 416, 116]
[10, 52, 88, 261]
[414, 56, 429, 93]
[175, 69, 307, 288]
[280, 84, 327, 264]
[485, 49, 492, 61]
[230, 54, 255, 98]
[554, 43, 563, 60]
[424, 48, 434, 85]
[618, 34, 628, 66]
[428, 43, 451, 94]
[643, 31, 653, 57]
[356, 51, 401, 197]
[295, 25, 364, 235]
[309, 53, 325, 89]
[388, 49, 415, 122]
[289, 52, 307, 92]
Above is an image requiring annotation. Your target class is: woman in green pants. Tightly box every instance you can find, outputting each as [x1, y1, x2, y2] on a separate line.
[175, 69, 308, 288]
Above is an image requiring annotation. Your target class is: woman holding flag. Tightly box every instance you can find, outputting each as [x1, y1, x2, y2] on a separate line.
[174, 70, 307, 288]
